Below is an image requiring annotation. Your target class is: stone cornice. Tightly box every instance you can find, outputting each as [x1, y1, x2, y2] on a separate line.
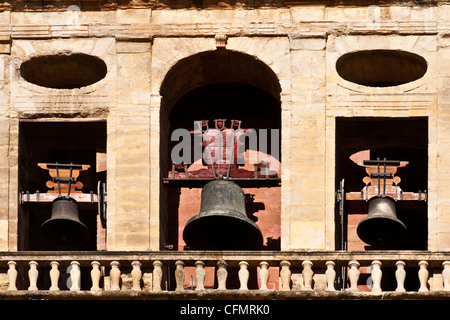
[0, 1, 446, 42]
[0, 21, 442, 43]
[0, 0, 443, 12]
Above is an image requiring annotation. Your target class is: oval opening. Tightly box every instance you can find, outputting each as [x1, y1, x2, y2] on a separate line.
[20, 53, 107, 89]
[336, 50, 427, 87]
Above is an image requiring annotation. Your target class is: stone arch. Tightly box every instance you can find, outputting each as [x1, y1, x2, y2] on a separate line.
[158, 48, 282, 251]
[160, 48, 282, 114]
[159, 48, 282, 174]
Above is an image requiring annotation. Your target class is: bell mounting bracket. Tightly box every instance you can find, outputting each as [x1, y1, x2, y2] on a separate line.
[20, 162, 107, 225]
[164, 119, 281, 188]
[341, 157, 427, 203]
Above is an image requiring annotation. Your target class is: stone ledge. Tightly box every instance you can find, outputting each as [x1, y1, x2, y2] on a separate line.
[0, 290, 450, 300]
[1, 250, 449, 266]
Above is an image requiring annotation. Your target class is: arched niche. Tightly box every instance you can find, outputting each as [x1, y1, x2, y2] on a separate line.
[159, 49, 282, 252]
[20, 53, 107, 89]
[160, 49, 281, 112]
[336, 49, 427, 87]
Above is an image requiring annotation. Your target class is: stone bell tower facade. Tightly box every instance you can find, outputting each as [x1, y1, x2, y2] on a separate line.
[0, 0, 449, 298]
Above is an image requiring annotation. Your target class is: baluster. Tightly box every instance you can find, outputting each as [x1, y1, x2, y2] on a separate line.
[347, 260, 360, 292]
[418, 261, 429, 292]
[152, 261, 163, 292]
[91, 261, 102, 292]
[28, 261, 39, 291]
[302, 260, 314, 291]
[216, 260, 228, 290]
[195, 261, 206, 291]
[131, 261, 142, 291]
[370, 260, 382, 294]
[442, 261, 450, 291]
[325, 261, 336, 291]
[7, 261, 17, 291]
[259, 261, 270, 291]
[238, 261, 249, 291]
[70, 261, 81, 291]
[279, 261, 291, 291]
[395, 261, 406, 293]
[175, 260, 185, 292]
[49, 261, 60, 291]
[110, 261, 121, 291]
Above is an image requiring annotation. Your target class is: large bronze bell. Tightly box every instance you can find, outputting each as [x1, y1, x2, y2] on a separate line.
[41, 197, 90, 248]
[183, 180, 264, 250]
[357, 196, 407, 247]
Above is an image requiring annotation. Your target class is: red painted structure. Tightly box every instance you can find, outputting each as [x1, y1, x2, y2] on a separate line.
[164, 119, 281, 289]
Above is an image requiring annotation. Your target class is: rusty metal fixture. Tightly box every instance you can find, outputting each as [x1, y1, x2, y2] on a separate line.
[357, 196, 407, 247]
[41, 197, 90, 248]
[183, 180, 263, 250]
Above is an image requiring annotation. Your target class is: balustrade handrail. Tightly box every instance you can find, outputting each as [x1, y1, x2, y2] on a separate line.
[1, 250, 450, 295]
[0, 250, 449, 267]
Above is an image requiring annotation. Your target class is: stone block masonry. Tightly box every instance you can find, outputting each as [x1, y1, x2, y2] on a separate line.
[0, 2, 447, 255]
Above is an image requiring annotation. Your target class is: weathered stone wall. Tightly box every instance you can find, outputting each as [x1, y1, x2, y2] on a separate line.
[0, 2, 448, 251]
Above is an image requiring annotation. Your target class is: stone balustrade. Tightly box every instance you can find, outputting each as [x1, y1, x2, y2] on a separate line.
[1, 251, 450, 298]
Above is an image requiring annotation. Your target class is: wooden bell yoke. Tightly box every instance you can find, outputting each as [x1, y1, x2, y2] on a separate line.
[21, 162, 95, 203]
[20, 162, 107, 227]
[345, 159, 427, 202]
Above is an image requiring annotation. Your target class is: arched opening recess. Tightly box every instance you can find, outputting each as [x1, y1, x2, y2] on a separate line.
[159, 49, 282, 258]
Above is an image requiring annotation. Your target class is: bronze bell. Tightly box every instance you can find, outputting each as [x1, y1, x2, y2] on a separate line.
[183, 180, 264, 250]
[41, 197, 90, 248]
[357, 196, 407, 247]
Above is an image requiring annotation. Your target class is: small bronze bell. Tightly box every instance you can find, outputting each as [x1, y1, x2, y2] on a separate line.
[41, 197, 90, 248]
[357, 196, 407, 247]
[183, 180, 263, 250]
